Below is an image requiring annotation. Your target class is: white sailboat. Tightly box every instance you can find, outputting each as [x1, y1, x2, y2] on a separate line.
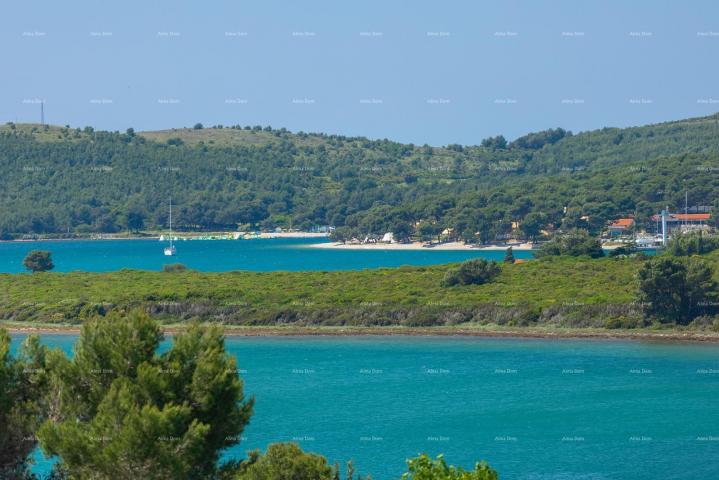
[163, 198, 176, 256]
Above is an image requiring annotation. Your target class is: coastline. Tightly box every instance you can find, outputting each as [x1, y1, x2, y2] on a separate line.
[0, 231, 329, 243]
[5, 323, 719, 343]
[306, 241, 536, 251]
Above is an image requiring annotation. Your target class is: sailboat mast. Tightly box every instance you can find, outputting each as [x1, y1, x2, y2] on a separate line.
[169, 197, 173, 247]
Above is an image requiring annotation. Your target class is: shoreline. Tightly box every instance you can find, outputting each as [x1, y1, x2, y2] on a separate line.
[307, 241, 536, 251]
[0, 231, 329, 243]
[5, 324, 719, 343]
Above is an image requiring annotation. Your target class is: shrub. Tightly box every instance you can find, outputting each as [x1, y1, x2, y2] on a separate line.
[163, 263, 188, 272]
[503, 247, 515, 263]
[22, 250, 54, 272]
[609, 243, 638, 258]
[442, 259, 501, 287]
[401, 454, 497, 480]
[234, 443, 336, 480]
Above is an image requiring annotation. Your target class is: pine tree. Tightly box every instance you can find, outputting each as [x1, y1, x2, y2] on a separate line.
[37, 310, 254, 480]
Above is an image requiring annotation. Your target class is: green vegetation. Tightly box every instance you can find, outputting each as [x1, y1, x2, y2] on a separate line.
[4, 252, 717, 330]
[234, 443, 336, 480]
[534, 230, 604, 259]
[665, 232, 719, 256]
[503, 247, 514, 264]
[0, 258, 642, 328]
[22, 250, 54, 272]
[608, 243, 639, 258]
[1, 315, 496, 479]
[1, 114, 719, 239]
[401, 454, 498, 480]
[163, 263, 188, 272]
[0, 331, 50, 479]
[442, 259, 501, 287]
[38, 311, 253, 479]
[638, 256, 718, 325]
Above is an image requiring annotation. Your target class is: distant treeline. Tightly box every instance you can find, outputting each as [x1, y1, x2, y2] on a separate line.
[1, 114, 719, 239]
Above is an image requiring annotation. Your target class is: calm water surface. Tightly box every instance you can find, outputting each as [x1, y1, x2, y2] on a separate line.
[0, 238, 533, 273]
[11, 334, 719, 480]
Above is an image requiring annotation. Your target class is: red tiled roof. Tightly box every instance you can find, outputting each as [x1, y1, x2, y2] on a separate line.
[651, 213, 711, 222]
[674, 213, 711, 220]
[609, 218, 634, 228]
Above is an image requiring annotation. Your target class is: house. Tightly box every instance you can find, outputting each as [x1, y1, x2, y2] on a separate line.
[650, 212, 711, 234]
[607, 218, 635, 236]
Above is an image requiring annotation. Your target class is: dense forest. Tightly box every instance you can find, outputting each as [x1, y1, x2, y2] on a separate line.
[1, 114, 718, 239]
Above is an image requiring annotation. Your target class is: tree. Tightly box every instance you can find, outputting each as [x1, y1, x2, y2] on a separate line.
[418, 221, 441, 242]
[480, 135, 507, 150]
[0, 330, 50, 479]
[401, 454, 497, 480]
[608, 243, 638, 258]
[0, 225, 12, 241]
[124, 209, 145, 232]
[638, 257, 718, 324]
[504, 246, 515, 263]
[391, 221, 413, 243]
[442, 259, 501, 287]
[519, 212, 546, 242]
[330, 226, 354, 244]
[234, 443, 336, 480]
[665, 232, 719, 256]
[23, 250, 54, 272]
[510, 128, 569, 150]
[535, 230, 604, 259]
[194, 123, 204, 130]
[38, 310, 254, 480]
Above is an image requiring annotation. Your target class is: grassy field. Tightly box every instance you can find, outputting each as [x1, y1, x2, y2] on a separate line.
[0, 257, 648, 328]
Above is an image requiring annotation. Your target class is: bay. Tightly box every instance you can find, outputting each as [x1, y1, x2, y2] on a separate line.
[0, 238, 532, 273]
[11, 334, 719, 479]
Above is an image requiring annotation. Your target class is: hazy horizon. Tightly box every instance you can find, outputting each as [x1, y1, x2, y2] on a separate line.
[4, 0, 719, 145]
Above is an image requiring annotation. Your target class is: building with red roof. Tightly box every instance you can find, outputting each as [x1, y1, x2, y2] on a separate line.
[607, 218, 635, 236]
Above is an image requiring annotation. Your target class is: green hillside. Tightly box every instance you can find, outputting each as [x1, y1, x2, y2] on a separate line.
[1, 115, 718, 238]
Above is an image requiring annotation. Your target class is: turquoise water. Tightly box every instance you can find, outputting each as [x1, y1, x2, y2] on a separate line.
[11, 334, 719, 479]
[0, 238, 533, 273]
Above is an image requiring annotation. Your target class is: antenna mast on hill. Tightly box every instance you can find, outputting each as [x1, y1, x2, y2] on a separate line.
[40, 100, 45, 126]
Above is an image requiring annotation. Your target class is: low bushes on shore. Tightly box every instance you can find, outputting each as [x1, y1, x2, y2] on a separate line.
[1, 252, 718, 331]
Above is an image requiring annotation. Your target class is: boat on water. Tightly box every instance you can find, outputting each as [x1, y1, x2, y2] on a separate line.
[164, 198, 176, 256]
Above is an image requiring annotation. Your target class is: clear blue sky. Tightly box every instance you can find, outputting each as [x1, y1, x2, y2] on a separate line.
[2, 0, 719, 145]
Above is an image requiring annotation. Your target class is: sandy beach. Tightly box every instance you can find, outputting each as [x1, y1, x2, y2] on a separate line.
[307, 241, 535, 251]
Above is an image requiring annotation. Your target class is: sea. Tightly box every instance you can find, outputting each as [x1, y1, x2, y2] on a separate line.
[0, 238, 533, 273]
[8, 334, 719, 480]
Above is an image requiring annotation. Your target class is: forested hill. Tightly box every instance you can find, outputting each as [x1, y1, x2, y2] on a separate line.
[1, 114, 718, 239]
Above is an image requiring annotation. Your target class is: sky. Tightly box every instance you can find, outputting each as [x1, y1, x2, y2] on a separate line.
[2, 0, 719, 145]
